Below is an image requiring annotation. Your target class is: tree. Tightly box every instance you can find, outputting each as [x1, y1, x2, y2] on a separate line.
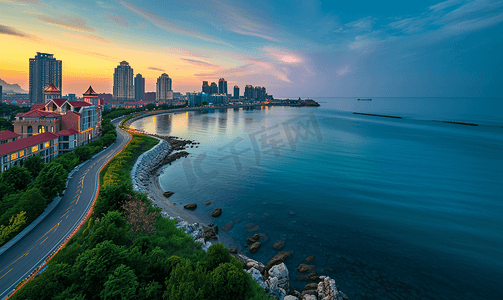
[0, 117, 13, 131]
[74, 146, 92, 162]
[1, 165, 31, 191]
[23, 155, 45, 179]
[121, 194, 159, 242]
[210, 262, 247, 300]
[35, 162, 68, 199]
[101, 264, 139, 300]
[0, 211, 27, 245]
[204, 243, 232, 271]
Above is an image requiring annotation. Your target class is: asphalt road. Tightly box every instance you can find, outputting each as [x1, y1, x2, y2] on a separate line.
[0, 122, 131, 299]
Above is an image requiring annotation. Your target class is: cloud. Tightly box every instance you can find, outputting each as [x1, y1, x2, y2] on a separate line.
[263, 47, 303, 63]
[148, 67, 165, 72]
[66, 32, 110, 43]
[346, 17, 376, 30]
[233, 29, 280, 42]
[0, 0, 43, 5]
[180, 58, 219, 68]
[429, 0, 464, 12]
[119, 0, 228, 45]
[445, 11, 503, 32]
[33, 14, 94, 32]
[337, 65, 350, 76]
[107, 14, 128, 27]
[0, 24, 31, 37]
[349, 32, 382, 52]
[138, 22, 146, 28]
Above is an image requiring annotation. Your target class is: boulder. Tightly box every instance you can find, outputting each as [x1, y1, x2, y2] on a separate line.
[205, 201, 213, 205]
[316, 277, 349, 300]
[266, 251, 293, 272]
[204, 227, 217, 241]
[212, 208, 222, 217]
[222, 221, 234, 231]
[249, 242, 261, 253]
[284, 296, 299, 300]
[297, 264, 315, 273]
[163, 191, 174, 198]
[273, 240, 285, 250]
[245, 259, 265, 274]
[306, 256, 315, 263]
[304, 283, 318, 291]
[309, 273, 320, 282]
[228, 248, 237, 254]
[214, 226, 219, 234]
[302, 294, 317, 300]
[208, 223, 214, 227]
[260, 277, 287, 300]
[247, 233, 260, 244]
[183, 203, 197, 210]
[247, 267, 264, 285]
[268, 263, 290, 292]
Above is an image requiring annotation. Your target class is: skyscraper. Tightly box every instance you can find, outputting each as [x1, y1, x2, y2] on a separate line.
[29, 52, 62, 104]
[210, 82, 218, 94]
[113, 61, 134, 102]
[202, 81, 211, 94]
[156, 73, 173, 105]
[134, 74, 145, 102]
[218, 78, 227, 95]
[245, 85, 253, 100]
[233, 85, 239, 99]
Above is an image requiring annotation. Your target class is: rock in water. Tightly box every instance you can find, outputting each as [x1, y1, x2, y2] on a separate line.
[284, 296, 299, 300]
[163, 191, 174, 198]
[183, 203, 197, 210]
[204, 227, 217, 241]
[297, 264, 315, 273]
[205, 201, 213, 205]
[260, 277, 287, 300]
[228, 248, 237, 254]
[266, 251, 293, 272]
[317, 276, 349, 300]
[306, 256, 315, 263]
[247, 267, 264, 285]
[273, 240, 285, 250]
[212, 208, 222, 217]
[268, 263, 290, 292]
[214, 226, 219, 234]
[247, 233, 260, 244]
[304, 283, 318, 291]
[249, 242, 261, 253]
[208, 223, 214, 227]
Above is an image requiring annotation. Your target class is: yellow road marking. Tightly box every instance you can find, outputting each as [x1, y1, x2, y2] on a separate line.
[40, 237, 49, 244]
[0, 268, 12, 279]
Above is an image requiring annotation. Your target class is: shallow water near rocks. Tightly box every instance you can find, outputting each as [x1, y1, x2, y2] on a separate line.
[132, 97, 503, 300]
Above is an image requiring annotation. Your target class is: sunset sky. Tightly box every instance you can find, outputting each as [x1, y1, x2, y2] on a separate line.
[1, 0, 502, 97]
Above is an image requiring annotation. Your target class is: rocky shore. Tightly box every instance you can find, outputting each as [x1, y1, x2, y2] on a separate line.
[129, 132, 349, 300]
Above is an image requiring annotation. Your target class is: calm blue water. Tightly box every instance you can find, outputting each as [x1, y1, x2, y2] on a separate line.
[132, 97, 503, 300]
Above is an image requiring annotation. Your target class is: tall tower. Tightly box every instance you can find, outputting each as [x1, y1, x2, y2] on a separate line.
[156, 73, 173, 105]
[210, 82, 218, 94]
[218, 78, 227, 95]
[29, 52, 62, 104]
[134, 74, 145, 102]
[202, 81, 210, 94]
[113, 61, 134, 102]
[234, 85, 239, 99]
[245, 85, 253, 100]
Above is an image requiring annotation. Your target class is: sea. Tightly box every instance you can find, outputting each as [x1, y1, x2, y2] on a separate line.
[131, 97, 503, 300]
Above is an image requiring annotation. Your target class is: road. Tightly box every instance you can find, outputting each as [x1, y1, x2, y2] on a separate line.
[0, 122, 131, 299]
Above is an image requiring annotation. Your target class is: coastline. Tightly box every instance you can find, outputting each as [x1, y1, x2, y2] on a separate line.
[126, 111, 349, 300]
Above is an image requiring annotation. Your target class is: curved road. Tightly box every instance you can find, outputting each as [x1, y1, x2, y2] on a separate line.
[0, 122, 131, 299]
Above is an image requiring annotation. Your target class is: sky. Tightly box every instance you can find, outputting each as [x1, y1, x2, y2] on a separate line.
[0, 0, 502, 98]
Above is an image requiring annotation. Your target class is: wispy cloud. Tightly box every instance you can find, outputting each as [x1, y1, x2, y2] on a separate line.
[0, 0, 43, 5]
[233, 29, 280, 42]
[337, 65, 351, 76]
[428, 0, 464, 12]
[346, 17, 377, 30]
[148, 67, 165, 72]
[180, 58, 219, 68]
[263, 47, 303, 63]
[119, 0, 228, 45]
[66, 32, 110, 43]
[33, 14, 94, 32]
[0, 24, 31, 38]
[106, 14, 128, 27]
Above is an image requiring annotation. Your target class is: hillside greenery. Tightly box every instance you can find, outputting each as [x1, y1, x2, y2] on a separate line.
[11, 130, 270, 300]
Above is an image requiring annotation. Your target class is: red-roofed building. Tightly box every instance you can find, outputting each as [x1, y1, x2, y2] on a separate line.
[0, 132, 59, 172]
[55, 128, 78, 151]
[44, 83, 62, 103]
[0, 130, 20, 144]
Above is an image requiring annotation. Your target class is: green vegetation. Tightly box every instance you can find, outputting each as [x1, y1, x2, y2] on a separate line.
[0, 117, 117, 247]
[11, 131, 270, 300]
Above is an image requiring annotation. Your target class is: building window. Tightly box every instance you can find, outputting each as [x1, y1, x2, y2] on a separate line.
[19, 150, 24, 157]
[45, 142, 50, 148]
[28, 126, 33, 135]
[51, 126, 54, 132]
[32, 145, 38, 152]
[38, 125, 45, 133]
[11, 153, 18, 160]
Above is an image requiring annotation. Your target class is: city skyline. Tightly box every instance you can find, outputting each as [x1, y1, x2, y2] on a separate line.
[1, 0, 502, 97]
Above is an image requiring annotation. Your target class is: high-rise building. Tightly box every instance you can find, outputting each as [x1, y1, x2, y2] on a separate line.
[210, 82, 218, 94]
[245, 85, 253, 100]
[233, 85, 239, 99]
[134, 74, 145, 102]
[113, 61, 134, 102]
[156, 73, 173, 105]
[202, 81, 211, 94]
[1, 86, 3, 103]
[261, 87, 267, 101]
[218, 78, 227, 95]
[29, 52, 62, 104]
